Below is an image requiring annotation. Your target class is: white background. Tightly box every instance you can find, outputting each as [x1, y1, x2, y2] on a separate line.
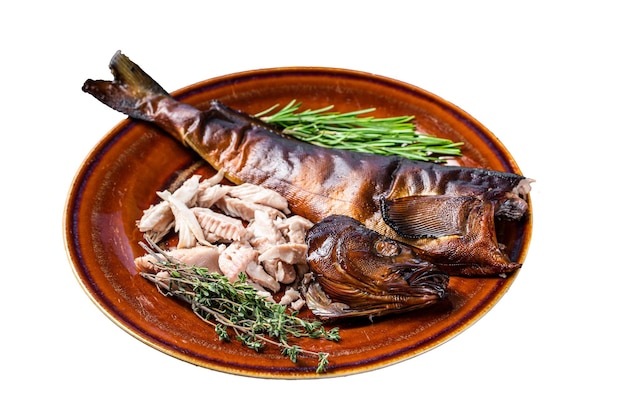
[2, 1, 624, 415]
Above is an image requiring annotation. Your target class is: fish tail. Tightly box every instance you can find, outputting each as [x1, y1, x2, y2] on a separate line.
[82, 51, 170, 121]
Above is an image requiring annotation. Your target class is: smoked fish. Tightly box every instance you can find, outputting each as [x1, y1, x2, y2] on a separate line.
[305, 215, 449, 319]
[83, 51, 531, 276]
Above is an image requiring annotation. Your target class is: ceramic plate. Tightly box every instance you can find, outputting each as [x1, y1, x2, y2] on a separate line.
[64, 67, 532, 378]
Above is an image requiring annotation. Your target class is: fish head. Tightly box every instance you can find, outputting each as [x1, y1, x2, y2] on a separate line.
[338, 226, 448, 299]
[305, 215, 449, 319]
[381, 186, 530, 276]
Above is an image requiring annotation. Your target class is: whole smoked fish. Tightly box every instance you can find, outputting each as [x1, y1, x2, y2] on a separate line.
[83, 51, 531, 277]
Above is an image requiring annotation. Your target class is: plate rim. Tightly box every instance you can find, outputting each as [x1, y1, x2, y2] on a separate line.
[64, 66, 532, 379]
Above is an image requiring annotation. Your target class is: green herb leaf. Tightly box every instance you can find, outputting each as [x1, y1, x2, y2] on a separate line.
[257, 100, 463, 163]
[138, 239, 340, 373]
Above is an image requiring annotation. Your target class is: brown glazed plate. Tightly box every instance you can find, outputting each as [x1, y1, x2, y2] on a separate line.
[64, 67, 532, 378]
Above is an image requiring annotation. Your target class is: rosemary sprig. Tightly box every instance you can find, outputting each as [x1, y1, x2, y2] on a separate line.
[138, 240, 340, 373]
[256, 100, 463, 163]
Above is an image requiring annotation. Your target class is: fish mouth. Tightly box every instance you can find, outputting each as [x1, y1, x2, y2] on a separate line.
[397, 267, 449, 299]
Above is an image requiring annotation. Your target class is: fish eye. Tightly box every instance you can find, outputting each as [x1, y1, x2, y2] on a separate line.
[375, 239, 400, 257]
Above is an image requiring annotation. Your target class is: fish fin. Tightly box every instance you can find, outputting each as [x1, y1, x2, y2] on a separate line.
[82, 51, 169, 120]
[382, 195, 476, 238]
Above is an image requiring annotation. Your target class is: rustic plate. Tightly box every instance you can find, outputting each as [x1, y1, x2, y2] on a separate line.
[64, 67, 532, 378]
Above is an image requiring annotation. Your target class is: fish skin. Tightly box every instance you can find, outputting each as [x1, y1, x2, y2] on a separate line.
[83, 51, 531, 276]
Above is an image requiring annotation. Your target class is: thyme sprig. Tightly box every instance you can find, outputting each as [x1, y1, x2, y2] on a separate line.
[138, 240, 340, 373]
[256, 100, 463, 163]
